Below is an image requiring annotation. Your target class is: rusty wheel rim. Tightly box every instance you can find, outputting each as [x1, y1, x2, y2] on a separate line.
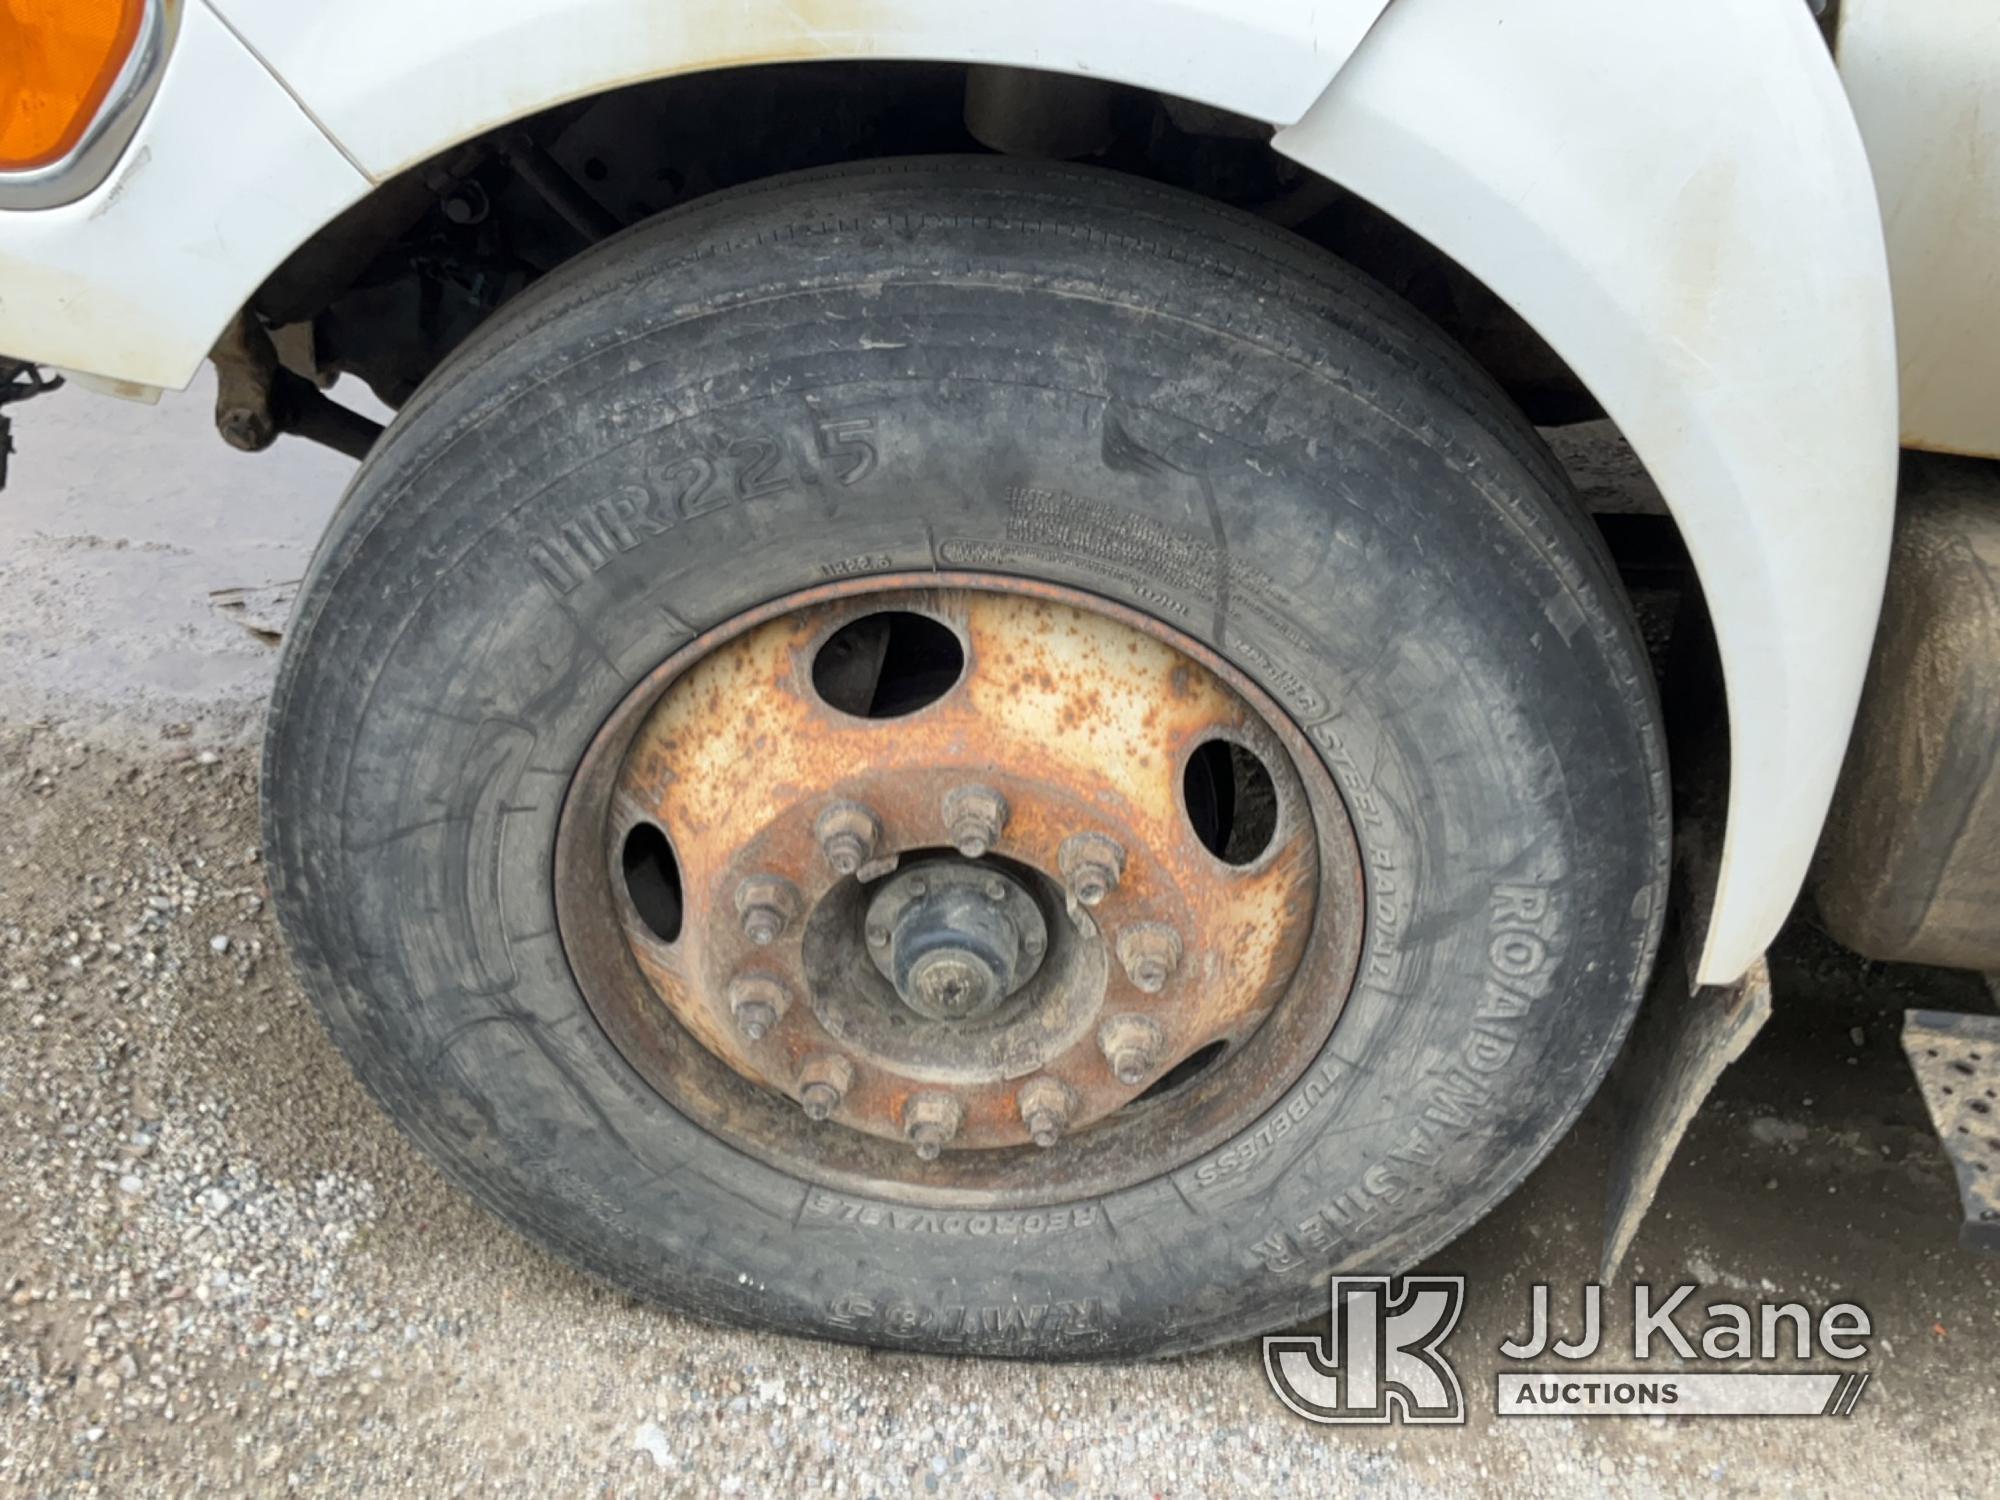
[556, 574, 1365, 1205]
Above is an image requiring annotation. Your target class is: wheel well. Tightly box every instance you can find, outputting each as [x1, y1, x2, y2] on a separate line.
[247, 60, 1596, 425]
[251, 76, 1722, 972]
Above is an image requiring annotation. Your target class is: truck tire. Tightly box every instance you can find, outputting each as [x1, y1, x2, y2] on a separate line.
[264, 158, 1669, 1359]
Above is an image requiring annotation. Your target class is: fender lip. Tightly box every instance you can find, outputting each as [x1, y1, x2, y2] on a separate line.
[0, 0, 185, 212]
[0, 0, 1393, 389]
[205, 0, 1392, 180]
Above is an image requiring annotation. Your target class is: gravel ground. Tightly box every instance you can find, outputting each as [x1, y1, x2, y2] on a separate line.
[3, 729, 1997, 1498]
[2, 386, 1999, 1497]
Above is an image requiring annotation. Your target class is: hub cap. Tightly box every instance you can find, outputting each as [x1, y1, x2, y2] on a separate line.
[866, 863, 1048, 1022]
[555, 575, 1365, 1201]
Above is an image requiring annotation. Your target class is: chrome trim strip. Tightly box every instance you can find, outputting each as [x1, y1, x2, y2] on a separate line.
[0, 0, 183, 212]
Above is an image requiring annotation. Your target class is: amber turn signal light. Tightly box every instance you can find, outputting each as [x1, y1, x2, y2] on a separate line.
[0, 0, 147, 172]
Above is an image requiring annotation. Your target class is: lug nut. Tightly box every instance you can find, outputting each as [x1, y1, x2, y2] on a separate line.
[1098, 1014, 1165, 1086]
[735, 874, 801, 945]
[1017, 1076, 1077, 1149]
[727, 973, 792, 1040]
[815, 801, 881, 876]
[1117, 923, 1184, 994]
[1060, 832, 1127, 907]
[797, 1055, 854, 1121]
[942, 785, 1009, 859]
[902, 1092, 965, 1160]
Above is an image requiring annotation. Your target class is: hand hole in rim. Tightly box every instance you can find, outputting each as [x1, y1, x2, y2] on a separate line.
[811, 609, 965, 718]
[1184, 738, 1280, 865]
[621, 821, 684, 943]
[1132, 1039, 1230, 1104]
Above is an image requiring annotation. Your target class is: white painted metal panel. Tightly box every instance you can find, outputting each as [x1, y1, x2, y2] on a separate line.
[207, 0, 1389, 181]
[1839, 1, 2000, 458]
[0, 3, 366, 391]
[1277, 0, 1899, 984]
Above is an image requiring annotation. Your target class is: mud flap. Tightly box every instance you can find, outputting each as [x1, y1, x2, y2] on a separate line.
[1902, 1010, 2000, 1252]
[1599, 955, 1773, 1279]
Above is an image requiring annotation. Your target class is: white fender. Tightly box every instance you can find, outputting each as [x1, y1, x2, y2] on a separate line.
[206, 0, 1391, 180]
[0, 0, 1898, 984]
[1274, 0, 1898, 983]
[0, 2, 367, 392]
[0, 0, 1390, 387]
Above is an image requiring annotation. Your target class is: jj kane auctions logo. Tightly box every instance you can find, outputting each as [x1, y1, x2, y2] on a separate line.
[1265, 1277, 1873, 1423]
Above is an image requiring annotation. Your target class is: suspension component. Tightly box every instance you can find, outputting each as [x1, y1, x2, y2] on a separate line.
[0, 359, 62, 493]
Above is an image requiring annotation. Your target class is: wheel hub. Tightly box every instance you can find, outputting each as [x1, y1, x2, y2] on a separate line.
[554, 575, 1366, 1199]
[867, 863, 1047, 1022]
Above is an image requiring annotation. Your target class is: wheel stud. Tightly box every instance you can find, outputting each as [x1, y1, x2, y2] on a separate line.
[735, 874, 801, 945]
[798, 1055, 854, 1121]
[815, 801, 881, 876]
[728, 973, 791, 1040]
[942, 785, 1009, 859]
[1098, 1014, 1165, 1086]
[1117, 923, 1184, 994]
[902, 1092, 964, 1160]
[1017, 1076, 1076, 1149]
[1060, 832, 1126, 907]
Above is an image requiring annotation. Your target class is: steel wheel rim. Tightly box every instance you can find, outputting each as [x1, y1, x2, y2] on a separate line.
[555, 573, 1365, 1206]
